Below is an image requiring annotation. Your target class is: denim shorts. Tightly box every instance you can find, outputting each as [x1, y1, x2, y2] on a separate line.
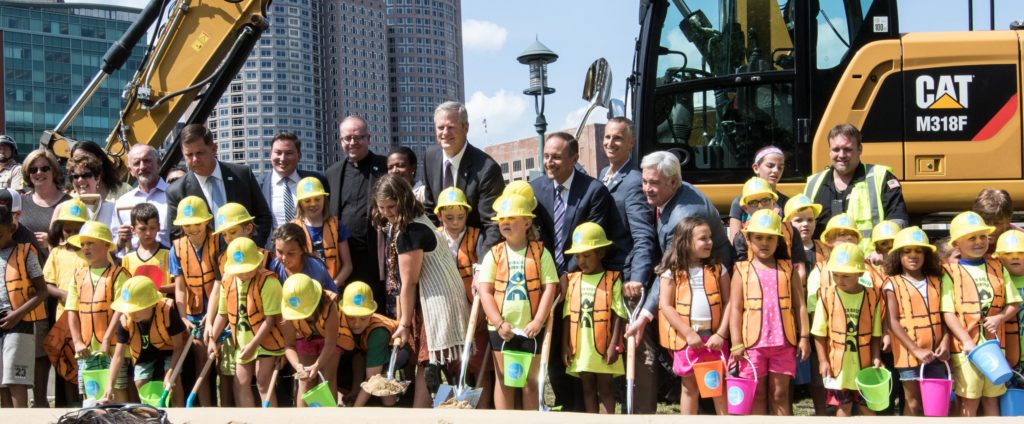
[896, 361, 948, 381]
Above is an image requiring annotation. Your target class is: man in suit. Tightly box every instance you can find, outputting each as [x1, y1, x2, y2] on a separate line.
[325, 116, 388, 301]
[422, 101, 505, 251]
[258, 131, 328, 248]
[166, 124, 272, 246]
[599, 118, 659, 414]
[530, 132, 630, 412]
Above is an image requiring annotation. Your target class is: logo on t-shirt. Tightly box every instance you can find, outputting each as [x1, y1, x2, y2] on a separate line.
[505, 270, 528, 301]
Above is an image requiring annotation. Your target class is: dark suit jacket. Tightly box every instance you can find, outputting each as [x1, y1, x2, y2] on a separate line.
[166, 161, 273, 246]
[600, 157, 657, 285]
[258, 169, 328, 229]
[531, 171, 630, 276]
[422, 143, 505, 252]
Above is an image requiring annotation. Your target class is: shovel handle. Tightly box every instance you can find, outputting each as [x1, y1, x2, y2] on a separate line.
[262, 357, 283, 408]
[160, 333, 195, 407]
[626, 335, 636, 381]
[537, 294, 562, 411]
[186, 355, 216, 408]
[385, 338, 402, 380]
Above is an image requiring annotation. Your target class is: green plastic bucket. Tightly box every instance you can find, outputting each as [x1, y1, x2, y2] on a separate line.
[301, 372, 337, 407]
[855, 367, 893, 411]
[500, 340, 536, 388]
[81, 369, 109, 400]
[139, 381, 164, 407]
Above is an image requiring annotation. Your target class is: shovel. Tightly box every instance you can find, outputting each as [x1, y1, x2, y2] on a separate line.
[623, 287, 646, 415]
[538, 294, 563, 411]
[262, 357, 283, 408]
[434, 293, 483, 408]
[363, 339, 410, 396]
[158, 333, 194, 407]
[185, 355, 215, 407]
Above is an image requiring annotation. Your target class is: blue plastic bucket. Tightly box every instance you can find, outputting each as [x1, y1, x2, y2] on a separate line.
[967, 339, 1013, 385]
[1000, 371, 1024, 416]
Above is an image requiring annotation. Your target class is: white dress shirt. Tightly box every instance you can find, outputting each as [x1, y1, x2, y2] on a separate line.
[442, 142, 468, 187]
[194, 162, 226, 212]
[271, 170, 299, 225]
[111, 178, 170, 247]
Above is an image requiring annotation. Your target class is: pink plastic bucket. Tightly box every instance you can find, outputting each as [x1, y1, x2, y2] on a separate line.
[919, 361, 952, 417]
[726, 355, 758, 415]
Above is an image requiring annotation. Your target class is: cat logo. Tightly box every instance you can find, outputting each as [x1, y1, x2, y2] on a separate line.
[915, 74, 973, 109]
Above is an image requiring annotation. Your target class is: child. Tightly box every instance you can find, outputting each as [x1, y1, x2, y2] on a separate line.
[560, 222, 625, 414]
[64, 221, 131, 402]
[478, 193, 558, 411]
[867, 220, 901, 284]
[99, 276, 186, 406]
[119, 204, 172, 295]
[44, 199, 89, 321]
[339, 281, 401, 407]
[728, 146, 787, 243]
[293, 177, 353, 290]
[657, 216, 729, 415]
[807, 214, 866, 318]
[208, 237, 285, 407]
[280, 273, 351, 407]
[883, 226, 949, 416]
[168, 196, 218, 406]
[732, 177, 808, 269]
[728, 209, 809, 415]
[0, 205, 47, 408]
[994, 230, 1024, 386]
[811, 242, 883, 417]
[942, 211, 1022, 416]
[435, 186, 483, 300]
[972, 188, 1016, 255]
[270, 223, 337, 293]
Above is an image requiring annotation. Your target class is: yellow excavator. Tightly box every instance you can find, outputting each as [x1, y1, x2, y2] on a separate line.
[627, 0, 1024, 216]
[40, 0, 272, 178]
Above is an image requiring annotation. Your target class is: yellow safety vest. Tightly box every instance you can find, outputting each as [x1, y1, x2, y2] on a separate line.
[804, 164, 891, 252]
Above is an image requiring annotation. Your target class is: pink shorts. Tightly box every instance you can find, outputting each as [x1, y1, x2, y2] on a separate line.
[738, 345, 797, 378]
[295, 337, 343, 357]
[672, 337, 728, 376]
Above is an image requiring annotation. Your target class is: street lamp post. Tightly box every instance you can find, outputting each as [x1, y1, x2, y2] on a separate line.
[517, 38, 557, 181]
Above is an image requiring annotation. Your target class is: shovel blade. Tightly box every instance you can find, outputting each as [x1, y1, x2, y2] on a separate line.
[433, 384, 455, 408]
[454, 387, 483, 408]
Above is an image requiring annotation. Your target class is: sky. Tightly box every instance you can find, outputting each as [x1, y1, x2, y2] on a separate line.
[73, 0, 1024, 147]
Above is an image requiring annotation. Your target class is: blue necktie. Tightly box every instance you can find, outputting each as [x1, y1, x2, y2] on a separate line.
[207, 175, 225, 213]
[553, 185, 566, 271]
[283, 178, 295, 222]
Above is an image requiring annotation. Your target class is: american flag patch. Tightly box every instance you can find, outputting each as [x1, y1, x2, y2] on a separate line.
[887, 179, 901, 189]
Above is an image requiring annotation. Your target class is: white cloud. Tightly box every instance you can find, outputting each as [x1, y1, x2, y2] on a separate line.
[462, 19, 508, 54]
[562, 105, 608, 132]
[465, 90, 528, 145]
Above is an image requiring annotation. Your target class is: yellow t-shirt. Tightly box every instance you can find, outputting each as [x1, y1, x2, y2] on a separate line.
[811, 288, 883, 390]
[940, 262, 1022, 315]
[64, 265, 128, 353]
[218, 274, 283, 357]
[478, 243, 559, 330]
[562, 272, 627, 376]
[121, 246, 170, 276]
[43, 245, 87, 319]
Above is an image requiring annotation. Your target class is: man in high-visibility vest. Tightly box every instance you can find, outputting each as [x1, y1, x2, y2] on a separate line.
[804, 124, 909, 256]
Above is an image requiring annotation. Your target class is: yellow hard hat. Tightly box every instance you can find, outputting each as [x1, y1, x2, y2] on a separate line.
[433, 186, 472, 215]
[827, 242, 866, 274]
[295, 177, 328, 202]
[503, 181, 538, 210]
[820, 213, 861, 243]
[994, 229, 1024, 257]
[783, 194, 823, 222]
[56, 199, 89, 223]
[223, 237, 264, 275]
[740, 177, 777, 206]
[491, 194, 535, 220]
[871, 221, 901, 244]
[173, 196, 212, 226]
[111, 276, 162, 314]
[341, 281, 377, 317]
[213, 203, 254, 235]
[949, 211, 995, 243]
[743, 209, 783, 237]
[564, 222, 614, 254]
[891, 226, 936, 253]
[281, 273, 322, 320]
[67, 220, 115, 251]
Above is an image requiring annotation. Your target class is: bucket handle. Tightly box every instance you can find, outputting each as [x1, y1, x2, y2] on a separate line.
[858, 368, 893, 406]
[685, 345, 726, 368]
[500, 337, 538, 355]
[918, 360, 952, 382]
[728, 354, 758, 385]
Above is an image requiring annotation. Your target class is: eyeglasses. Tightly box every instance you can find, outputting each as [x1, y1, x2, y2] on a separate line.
[69, 172, 96, 180]
[28, 166, 51, 174]
[341, 134, 369, 143]
[745, 198, 774, 208]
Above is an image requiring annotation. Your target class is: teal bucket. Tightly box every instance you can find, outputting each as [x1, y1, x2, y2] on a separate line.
[1000, 371, 1024, 416]
[855, 367, 892, 412]
[968, 339, 1013, 385]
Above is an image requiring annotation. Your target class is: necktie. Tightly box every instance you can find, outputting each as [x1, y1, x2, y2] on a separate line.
[207, 175, 225, 213]
[553, 185, 566, 271]
[283, 178, 295, 222]
[443, 159, 454, 188]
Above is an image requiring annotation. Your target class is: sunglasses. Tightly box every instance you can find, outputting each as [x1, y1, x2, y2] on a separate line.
[69, 172, 96, 180]
[28, 166, 51, 174]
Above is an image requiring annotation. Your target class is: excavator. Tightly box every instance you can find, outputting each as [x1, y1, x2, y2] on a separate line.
[612, 0, 1024, 217]
[39, 0, 272, 178]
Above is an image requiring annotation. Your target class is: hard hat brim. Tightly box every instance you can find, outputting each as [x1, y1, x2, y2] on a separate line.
[342, 300, 378, 317]
[111, 295, 160, 314]
[224, 251, 264, 275]
[295, 191, 329, 203]
[433, 201, 473, 215]
[173, 216, 212, 226]
[67, 234, 115, 252]
[212, 216, 255, 235]
[564, 239, 614, 255]
[950, 226, 995, 243]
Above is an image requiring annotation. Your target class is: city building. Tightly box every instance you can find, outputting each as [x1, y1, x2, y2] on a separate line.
[484, 123, 608, 183]
[0, 0, 143, 155]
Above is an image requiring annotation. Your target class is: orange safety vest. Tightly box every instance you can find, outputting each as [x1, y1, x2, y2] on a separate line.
[493, 241, 544, 318]
[174, 235, 219, 316]
[44, 313, 78, 383]
[296, 216, 343, 277]
[944, 260, 1017, 357]
[450, 226, 479, 299]
[658, 264, 724, 350]
[74, 264, 129, 345]
[224, 269, 285, 351]
[866, 263, 888, 292]
[122, 298, 175, 363]
[888, 275, 943, 368]
[735, 260, 797, 347]
[814, 240, 830, 265]
[342, 313, 398, 353]
[567, 270, 621, 356]
[291, 291, 355, 351]
[821, 284, 879, 377]
[4, 243, 44, 322]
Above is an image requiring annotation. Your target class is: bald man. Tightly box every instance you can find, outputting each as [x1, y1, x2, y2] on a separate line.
[112, 144, 170, 249]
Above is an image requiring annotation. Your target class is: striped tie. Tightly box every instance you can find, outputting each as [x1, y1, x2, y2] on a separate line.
[283, 178, 295, 222]
[553, 185, 566, 271]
